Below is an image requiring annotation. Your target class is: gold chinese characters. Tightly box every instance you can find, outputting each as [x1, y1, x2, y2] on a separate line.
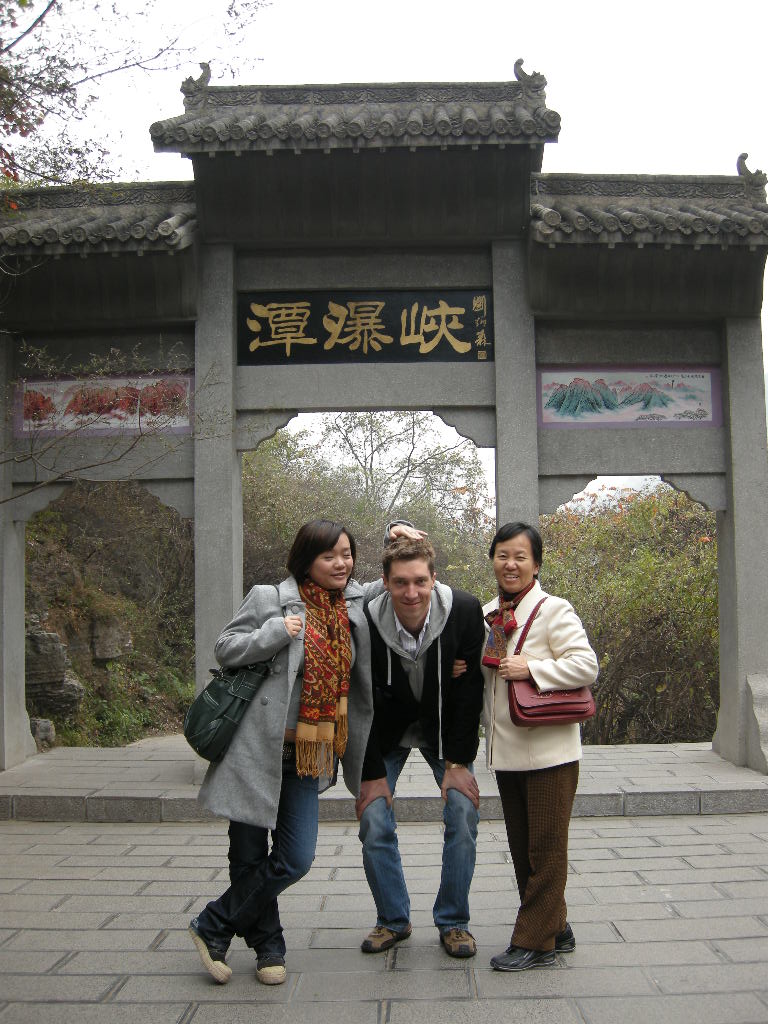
[245, 294, 491, 359]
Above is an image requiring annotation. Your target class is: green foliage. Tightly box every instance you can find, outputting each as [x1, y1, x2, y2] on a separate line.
[56, 663, 194, 748]
[540, 484, 718, 744]
[57, 663, 155, 747]
[26, 481, 195, 746]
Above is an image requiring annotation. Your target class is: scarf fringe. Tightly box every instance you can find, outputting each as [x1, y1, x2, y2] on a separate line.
[296, 737, 336, 778]
[295, 696, 348, 777]
[333, 712, 348, 757]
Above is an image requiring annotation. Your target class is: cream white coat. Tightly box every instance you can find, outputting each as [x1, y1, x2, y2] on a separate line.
[482, 581, 599, 772]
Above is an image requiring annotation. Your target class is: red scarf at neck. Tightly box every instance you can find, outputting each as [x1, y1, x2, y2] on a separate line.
[481, 580, 536, 667]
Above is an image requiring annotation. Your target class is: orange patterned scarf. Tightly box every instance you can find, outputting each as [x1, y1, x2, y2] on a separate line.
[296, 580, 352, 778]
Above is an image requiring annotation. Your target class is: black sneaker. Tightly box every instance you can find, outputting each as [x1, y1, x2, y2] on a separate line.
[188, 918, 231, 984]
[256, 955, 287, 985]
[555, 923, 576, 952]
[490, 945, 556, 972]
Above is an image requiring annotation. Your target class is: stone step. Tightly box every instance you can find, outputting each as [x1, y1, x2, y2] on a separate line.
[2, 735, 768, 822]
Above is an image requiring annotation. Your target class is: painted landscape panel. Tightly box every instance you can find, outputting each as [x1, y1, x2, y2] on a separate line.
[538, 368, 721, 428]
[14, 375, 193, 437]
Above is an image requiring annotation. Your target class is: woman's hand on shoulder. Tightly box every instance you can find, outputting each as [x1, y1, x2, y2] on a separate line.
[283, 615, 303, 638]
[498, 654, 530, 680]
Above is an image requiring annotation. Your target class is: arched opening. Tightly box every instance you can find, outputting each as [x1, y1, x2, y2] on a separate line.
[239, 410, 496, 597]
[540, 477, 718, 745]
[24, 481, 195, 748]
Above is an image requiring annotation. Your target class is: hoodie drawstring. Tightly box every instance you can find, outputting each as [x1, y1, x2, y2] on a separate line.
[437, 635, 443, 760]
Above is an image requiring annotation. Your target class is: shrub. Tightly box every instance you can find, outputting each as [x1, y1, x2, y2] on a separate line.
[540, 484, 718, 743]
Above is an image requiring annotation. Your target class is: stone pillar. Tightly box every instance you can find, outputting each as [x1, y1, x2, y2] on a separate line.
[0, 338, 36, 768]
[491, 240, 539, 527]
[193, 245, 243, 694]
[712, 317, 768, 771]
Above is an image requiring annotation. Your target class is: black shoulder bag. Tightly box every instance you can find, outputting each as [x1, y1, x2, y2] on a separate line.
[183, 661, 272, 763]
[184, 587, 282, 762]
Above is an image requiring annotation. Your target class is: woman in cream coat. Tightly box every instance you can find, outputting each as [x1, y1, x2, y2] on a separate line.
[481, 522, 598, 973]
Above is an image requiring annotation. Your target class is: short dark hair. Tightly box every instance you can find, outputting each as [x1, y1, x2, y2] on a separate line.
[488, 522, 543, 569]
[287, 519, 356, 582]
[382, 536, 435, 578]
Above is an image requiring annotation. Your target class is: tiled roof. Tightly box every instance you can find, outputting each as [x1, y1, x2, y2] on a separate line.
[0, 182, 197, 256]
[530, 169, 768, 248]
[150, 61, 560, 155]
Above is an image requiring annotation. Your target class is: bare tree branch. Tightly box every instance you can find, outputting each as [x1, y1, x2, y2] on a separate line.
[0, 0, 59, 55]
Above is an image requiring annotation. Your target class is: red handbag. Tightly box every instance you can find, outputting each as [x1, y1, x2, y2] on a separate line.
[507, 597, 595, 727]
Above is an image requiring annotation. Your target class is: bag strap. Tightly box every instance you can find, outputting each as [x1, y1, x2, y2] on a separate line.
[513, 597, 548, 656]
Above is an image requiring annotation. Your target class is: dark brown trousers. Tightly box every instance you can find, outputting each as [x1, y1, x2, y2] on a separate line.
[495, 760, 579, 951]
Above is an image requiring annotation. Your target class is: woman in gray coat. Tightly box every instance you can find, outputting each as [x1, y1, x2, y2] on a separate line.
[188, 519, 373, 987]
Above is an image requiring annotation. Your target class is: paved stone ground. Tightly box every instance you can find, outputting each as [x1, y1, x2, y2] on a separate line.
[2, 812, 768, 1023]
[2, 737, 768, 821]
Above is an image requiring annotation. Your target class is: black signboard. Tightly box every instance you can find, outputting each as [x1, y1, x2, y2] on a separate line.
[237, 290, 493, 365]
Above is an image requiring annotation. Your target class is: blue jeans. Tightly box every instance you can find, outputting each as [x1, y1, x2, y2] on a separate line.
[194, 755, 319, 960]
[358, 745, 478, 932]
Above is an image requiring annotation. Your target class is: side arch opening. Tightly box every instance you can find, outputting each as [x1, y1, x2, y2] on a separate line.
[540, 478, 718, 745]
[24, 480, 195, 748]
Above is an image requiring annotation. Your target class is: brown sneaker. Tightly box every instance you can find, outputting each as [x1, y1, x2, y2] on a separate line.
[440, 927, 477, 958]
[361, 923, 412, 953]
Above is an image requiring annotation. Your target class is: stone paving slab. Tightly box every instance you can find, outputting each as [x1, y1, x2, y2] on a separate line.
[576, 994, 768, 1024]
[4, 813, 768, 1022]
[475, 964, 658, 997]
[2, 736, 768, 821]
[3, 815, 765, 1015]
[0, 1006, 190, 1024]
[388, 1000, 583, 1024]
[193, 1007, 381, 1024]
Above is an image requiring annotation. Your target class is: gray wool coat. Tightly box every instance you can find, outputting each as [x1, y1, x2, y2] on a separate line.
[197, 576, 374, 830]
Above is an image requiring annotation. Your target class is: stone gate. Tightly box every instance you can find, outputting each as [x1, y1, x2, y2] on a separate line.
[2, 62, 767, 772]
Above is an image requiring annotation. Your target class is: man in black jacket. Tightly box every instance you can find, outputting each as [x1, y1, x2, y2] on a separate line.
[355, 535, 485, 958]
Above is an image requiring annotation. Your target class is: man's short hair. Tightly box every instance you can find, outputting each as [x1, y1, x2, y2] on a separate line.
[382, 536, 436, 578]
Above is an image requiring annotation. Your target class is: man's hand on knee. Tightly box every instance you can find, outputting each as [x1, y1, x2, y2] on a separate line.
[355, 778, 393, 820]
[441, 767, 480, 809]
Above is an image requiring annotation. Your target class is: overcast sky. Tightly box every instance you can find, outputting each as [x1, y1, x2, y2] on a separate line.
[114, 0, 767, 181]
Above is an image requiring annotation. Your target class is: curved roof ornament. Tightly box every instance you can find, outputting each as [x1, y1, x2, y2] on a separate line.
[514, 58, 548, 106]
[182, 63, 212, 110]
[737, 152, 767, 200]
